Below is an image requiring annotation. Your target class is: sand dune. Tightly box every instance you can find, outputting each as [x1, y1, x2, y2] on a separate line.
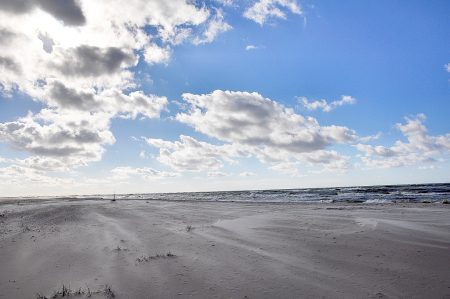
[1, 200, 450, 298]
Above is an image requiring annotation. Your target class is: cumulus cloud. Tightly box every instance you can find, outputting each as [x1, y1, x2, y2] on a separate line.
[45, 81, 98, 111]
[298, 95, 356, 112]
[0, 84, 167, 172]
[146, 135, 242, 172]
[0, 109, 114, 166]
[44, 81, 168, 117]
[0, 27, 15, 43]
[0, 56, 21, 74]
[0, 0, 86, 26]
[144, 44, 171, 65]
[0, 0, 232, 179]
[359, 132, 382, 143]
[244, 0, 302, 25]
[356, 114, 450, 168]
[98, 89, 168, 119]
[177, 90, 356, 153]
[50, 45, 137, 77]
[146, 90, 355, 175]
[0, 0, 226, 94]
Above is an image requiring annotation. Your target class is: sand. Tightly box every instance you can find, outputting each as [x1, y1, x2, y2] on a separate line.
[0, 199, 449, 298]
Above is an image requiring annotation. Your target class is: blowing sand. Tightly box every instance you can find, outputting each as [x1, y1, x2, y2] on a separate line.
[0, 199, 449, 298]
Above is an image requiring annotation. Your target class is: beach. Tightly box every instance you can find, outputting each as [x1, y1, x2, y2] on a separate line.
[0, 199, 450, 298]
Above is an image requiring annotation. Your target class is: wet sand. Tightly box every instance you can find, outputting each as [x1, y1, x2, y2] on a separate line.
[0, 200, 449, 298]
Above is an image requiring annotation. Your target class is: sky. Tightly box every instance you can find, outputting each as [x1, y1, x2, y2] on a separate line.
[0, 0, 449, 197]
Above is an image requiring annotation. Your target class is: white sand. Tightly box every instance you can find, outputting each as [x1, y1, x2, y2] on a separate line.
[1, 200, 450, 298]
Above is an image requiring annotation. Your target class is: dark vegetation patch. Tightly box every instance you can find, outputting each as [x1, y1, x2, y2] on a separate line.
[36, 284, 115, 298]
[136, 252, 176, 264]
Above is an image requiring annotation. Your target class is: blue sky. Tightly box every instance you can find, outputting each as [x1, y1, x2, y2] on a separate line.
[0, 0, 449, 196]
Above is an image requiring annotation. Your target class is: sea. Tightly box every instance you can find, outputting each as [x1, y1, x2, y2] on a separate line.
[5, 183, 449, 204]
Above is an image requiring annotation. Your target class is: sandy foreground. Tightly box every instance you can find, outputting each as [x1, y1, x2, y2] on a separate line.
[0, 200, 449, 299]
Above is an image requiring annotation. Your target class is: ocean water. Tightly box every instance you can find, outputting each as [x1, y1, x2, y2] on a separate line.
[16, 183, 448, 204]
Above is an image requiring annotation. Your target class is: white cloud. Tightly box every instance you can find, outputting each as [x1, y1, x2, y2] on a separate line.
[245, 44, 258, 51]
[0, 0, 213, 94]
[99, 89, 168, 120]
[356, 114, 450, 168]
[44, 81, 168, 118]
[445, 63, 450, 72]
[139, 150, 148, 159]
[146, 135, 242, 172]
[0, 0, 230, 176]
[144, 44, 171, 65]
[110, 166, 178, 180]
[0, 164, 76, 188]
[0, 0, 86, 26]
[298, 95, 356, 112]
[193, 9, 232, 45]
[216, 0, 234, 7]
[0, 109, 114, 168]
[359, 132, 382, 142]
[177, 90, 356, 152]
[244, 0, 302, 25]
[146, 90, 355, 175]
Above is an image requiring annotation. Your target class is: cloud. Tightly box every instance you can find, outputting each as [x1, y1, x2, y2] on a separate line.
[139, 150, 149, 159]
[0, 164, 74, 187]
[50, 45, 137, 77]
[298, 95, 356, 112]
[0, 85, 167, 172]
[245, 44, 259, 51]
[215, 0, 234, 7]
[44, 81, 168, 118]
[0, 27, 15, 43]
[207, 171, 231, 177]
[146, 135, 241, 172]
[110, 166, 178, 180]
[244, 0, 302, 25]
[177, 90, 356, 153]
[146, 90, 355, 175]
[359, 132, 382, 142]
[46, 81, 98, 111]
[0, 0, 223, 93]
[0, 0, 86, 26]
[37, 0, 86, 26]
[16, 156, 73, 172]
[99, 89, 168, 119]
[0, 56, 21, 74]
[356, 114, 450, 168]
[0, 0, 233, 175]
[0, 109, 114, 166]
[193, 9, 231, 45]
[144, 44, 171, 65]
[445, 63, 450, 72]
